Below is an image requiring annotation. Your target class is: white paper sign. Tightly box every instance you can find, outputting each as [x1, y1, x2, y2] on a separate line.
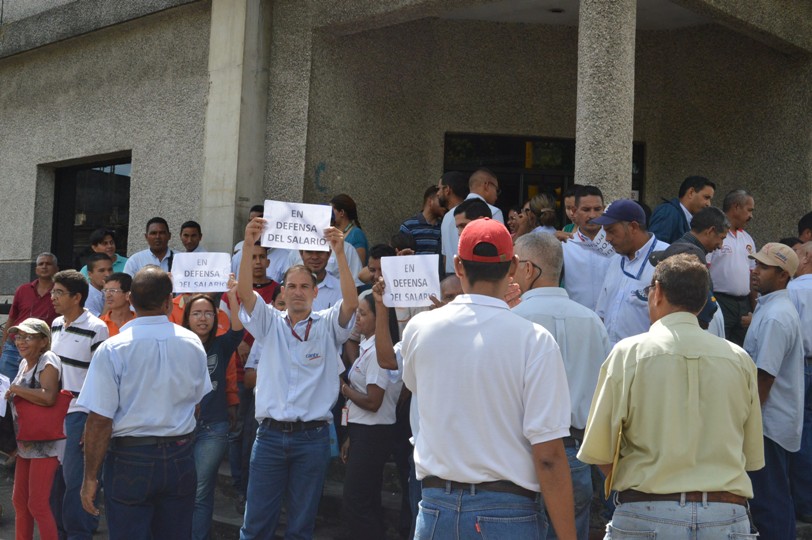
[381, 255, 441, 308]
[171, 252, 231, 293]
[0, 374, 10, 417]
[262, 200, 331, 251]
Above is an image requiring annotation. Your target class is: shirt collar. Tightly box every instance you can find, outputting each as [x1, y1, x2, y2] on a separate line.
[653, 311, 700, 329]
[120, 315, 169, 330]
[519, 287, 569, 302]
[359, 334, 375, 353]
[792, 274, 812, 284]
[451, 293, 509, 310]
[757, 289, 789, 306]
[626, 233, 657, 263]
[679, 202, 692, 224]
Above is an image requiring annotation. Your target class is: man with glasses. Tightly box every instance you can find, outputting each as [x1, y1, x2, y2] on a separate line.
[512, 232, 610, 540]
[592, 199, 669, 346]
[579, 254, 763, 537]
[49, 269, 109, 540]
[100, 272, 135, 336]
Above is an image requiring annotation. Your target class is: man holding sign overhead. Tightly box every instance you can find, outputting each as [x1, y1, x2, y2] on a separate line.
[237, 215, 358, 540]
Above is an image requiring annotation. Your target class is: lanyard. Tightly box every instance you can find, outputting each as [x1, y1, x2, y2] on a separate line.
[620, 237, 657, 281]
[285, 317, 313, 342]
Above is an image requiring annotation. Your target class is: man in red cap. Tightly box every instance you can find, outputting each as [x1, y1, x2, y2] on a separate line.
[401, 218, 576, 539]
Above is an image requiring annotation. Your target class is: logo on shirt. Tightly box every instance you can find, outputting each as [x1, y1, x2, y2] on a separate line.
[305, 353, 322, 361]
[207, 353, 218, 375]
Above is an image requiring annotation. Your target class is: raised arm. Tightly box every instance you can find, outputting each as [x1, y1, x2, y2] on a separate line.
[324, 226, 359, 327]
[238, 218, 266, 315]
[372, 279, 398, 370]
[225, 274, 244, 333]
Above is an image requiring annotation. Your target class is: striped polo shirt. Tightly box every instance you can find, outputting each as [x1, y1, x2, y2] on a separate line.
[399, 211, 441, 255]
[51, 309, 109, 414]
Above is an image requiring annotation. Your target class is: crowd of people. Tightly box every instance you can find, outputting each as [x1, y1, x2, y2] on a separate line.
[0, 170, 811, 540]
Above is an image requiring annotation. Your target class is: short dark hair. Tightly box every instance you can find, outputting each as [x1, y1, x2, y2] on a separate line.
[564, 184, 584, 199]
[283, 265, 317, 286]
[652, 253, 709, 313]
[453, 198, 492, 220]
[678, 176, 715, 198]
[722, 189, 752, 213]
[369, 244, 396, 260]
[461, 241, 511, 285]
[89, 228, 115, 246]
[104, 272, 132, 292]
[54, 270, 89, 307]
[390, 233, 416, 252]
[798, 211, 812, 236]
[440, 171, 470, 199]
[182, 294, 218, 345]
[129, 266, 173, 311]
[250, 204, 264, 215]
[690, 206, 729, 233]
[779, 237, 802, 248]
[180, 220, 201, 233]
[86, 253, 112, 272]
[422, 185, 439, 203]
[574, 185, 604, 208]
[145, 217, 169, 232]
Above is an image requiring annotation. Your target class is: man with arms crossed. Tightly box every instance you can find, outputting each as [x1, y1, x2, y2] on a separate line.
[237, 218, 358, 539]
[79, 266, 211, 539]
[402, 218, 575, 539]
[579, 254, 764, 537]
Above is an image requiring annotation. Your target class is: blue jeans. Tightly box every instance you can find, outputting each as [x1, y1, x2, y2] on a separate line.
[545, 444, 591, 540]
[61, 412, 99, 540]
[0, 340, 22, 381]
[606, 498, 753, 539]
[408, 453, 421, 539]
[416, 484, 547, 539]
[192, 421, 229, 540]
[749, 436, 795, 539]
[239, 421, 331, 540]
[790, 362, 812, 518]
[104, 438, 197, 540]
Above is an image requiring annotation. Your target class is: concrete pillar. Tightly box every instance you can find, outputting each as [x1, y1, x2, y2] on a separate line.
[199, 0, 271, 253]
[574, 0, 637, 202]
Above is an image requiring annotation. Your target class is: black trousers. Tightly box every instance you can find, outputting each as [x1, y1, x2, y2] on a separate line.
[715, 292, 750, 346]
[343, 423, 395, 540]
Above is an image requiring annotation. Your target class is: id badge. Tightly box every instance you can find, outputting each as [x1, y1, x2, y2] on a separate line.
[341, 406, 349, 426]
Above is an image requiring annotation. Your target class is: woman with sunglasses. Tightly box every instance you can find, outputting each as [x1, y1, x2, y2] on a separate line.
[5, 318, 63, 540]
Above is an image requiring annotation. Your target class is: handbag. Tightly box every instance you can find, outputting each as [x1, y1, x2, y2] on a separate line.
[12, 357, 72, 442]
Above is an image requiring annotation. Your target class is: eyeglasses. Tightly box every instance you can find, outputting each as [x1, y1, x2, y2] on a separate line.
[14, 334, 41, 343]
[103, 288, 125, 295]
[50, 289, 70, 298]
[486, 181, 502, 196]
[190, 311, 215, 320]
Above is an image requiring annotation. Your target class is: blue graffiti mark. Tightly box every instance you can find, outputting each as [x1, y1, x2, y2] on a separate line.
[314, 162, 328, 193]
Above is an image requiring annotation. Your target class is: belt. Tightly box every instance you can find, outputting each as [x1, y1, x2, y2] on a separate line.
[112, 433, 193, 448]
[422, 476, 536, 500]
[714, 292, 749, 301]
[262, 419, 328, 433]
[806, 357, 812, 366]
[618, 489, 747, 507]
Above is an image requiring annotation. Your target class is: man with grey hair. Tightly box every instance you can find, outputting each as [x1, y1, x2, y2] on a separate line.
[0, 252, 59, 380]
[707, 190, 756, 345]
[512, 232, 610, 540]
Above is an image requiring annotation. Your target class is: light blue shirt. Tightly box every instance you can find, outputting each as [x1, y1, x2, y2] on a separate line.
[240, 295, 355, 422]
[788, 274, 812, 358]
[744, 289, 804, 451]
[312, 273, 342, 312]
[85, 285, 105, 317]
[77, 316, 211, 437]
[596, 234, 669, 345]
[123, 248, 174, 275]
[512, 287, 611, 429]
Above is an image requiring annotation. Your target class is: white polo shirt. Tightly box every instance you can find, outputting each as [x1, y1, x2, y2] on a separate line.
[512, 287, 611, 430]
[347, 336, 400, 426]
[123, 248, 174, 275]
[707, 229, 756, 296]
[562, 229, 616, 311]
[788, 274, 812, 358]
[596, 234, 669, 345]
[240, 297, 355, 422]
[402, 294, 571, 491]
[743, 289, 804, 451]
[440, 207, 459, 274]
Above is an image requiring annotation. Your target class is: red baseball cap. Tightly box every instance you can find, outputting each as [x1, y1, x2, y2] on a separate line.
[458, 218, 513, 263]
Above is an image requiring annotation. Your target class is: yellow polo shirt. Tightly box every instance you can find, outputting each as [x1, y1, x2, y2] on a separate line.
[578, 312, 764, 498]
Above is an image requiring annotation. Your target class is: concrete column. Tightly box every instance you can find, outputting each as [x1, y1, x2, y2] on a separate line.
[574, 0, 637, 202]
[199, 0, 271, 253]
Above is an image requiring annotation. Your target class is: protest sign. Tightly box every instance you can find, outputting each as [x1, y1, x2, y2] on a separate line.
[262, 200, 331, 251]
[171, 252, 231, 293]
[381, 254, 440, 308]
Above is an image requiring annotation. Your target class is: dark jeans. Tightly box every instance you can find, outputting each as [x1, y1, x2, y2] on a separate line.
[343, 423, 394, 540]
[791, 362, 812, 518]
[239, 391, 258, 498]
[104, 438, 197, 540]
[749, 436, 795, 540]
[715, 292, 750, 346]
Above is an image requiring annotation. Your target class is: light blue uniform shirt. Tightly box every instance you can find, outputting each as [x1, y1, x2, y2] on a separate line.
[596, 234, 669, 345]
[788, 274, 812, 358]
[240, 295, 355, 422]
[123, 248, 175, 275]
[77, 316, 211, 438]
[512, 287, 611, 429]
[744, 289, 804, 452]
